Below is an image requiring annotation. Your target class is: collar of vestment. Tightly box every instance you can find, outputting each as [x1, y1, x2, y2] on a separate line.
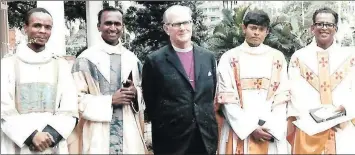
[15, 43, 54, 64]
[98, 37, 124, 55]
[240, 41, 268, 55]
[309, 39, 339, 54]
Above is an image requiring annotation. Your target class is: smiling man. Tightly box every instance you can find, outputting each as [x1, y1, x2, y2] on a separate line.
[216, 10, 290, 154]
[287, 7, 355, 154]
[1, 8, 78, 154]
[71, 7, 147, 154]
[142, 5, 218, 155]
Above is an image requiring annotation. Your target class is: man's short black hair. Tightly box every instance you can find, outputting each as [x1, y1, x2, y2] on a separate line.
[312, 7, 338, 25]
[24, 7, 52, 25]
[243, 10, 270, 28]
[97, 6, 123, 24]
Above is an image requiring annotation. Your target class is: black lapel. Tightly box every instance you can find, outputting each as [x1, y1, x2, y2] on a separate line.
[193, 44, 202, 83]
[165, 45, 191, 86]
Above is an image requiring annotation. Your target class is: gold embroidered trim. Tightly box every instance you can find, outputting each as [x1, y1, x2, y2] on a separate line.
[240, 78, 270, 91]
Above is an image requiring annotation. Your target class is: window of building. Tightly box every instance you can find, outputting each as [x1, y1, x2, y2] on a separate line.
[208, 7, 219, 12]
[210, 17, 220, 21]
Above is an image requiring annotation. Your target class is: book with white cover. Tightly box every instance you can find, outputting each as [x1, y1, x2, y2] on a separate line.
[292, 108, 352, 136]
[309, 107, 346, 123]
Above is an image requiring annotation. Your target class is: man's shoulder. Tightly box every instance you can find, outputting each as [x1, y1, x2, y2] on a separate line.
[1, 54, 16, 65]
[147, 45, 170, 60]
[77, 45, 101, 59]
[219, 46, 240, 60]
[264, 45, 286, 59]
[290, 45, 311, 60]
[121, 46, 139, 60]
[341, 46, 355, 55]
[194, 45, 215, 58]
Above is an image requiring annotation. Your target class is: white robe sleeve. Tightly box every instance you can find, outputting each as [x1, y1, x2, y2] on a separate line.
[287, 55, 304, 118]
[341, 65, 355, 118]
[72, 70, 113, 122]
[1, 57, 38, 148]
[261, 56, 290, 140]
[217, 54, 259, 140]
[47, 59, 79, 139]
[131, 60, 145, 113]
[80, 95, 112, 122]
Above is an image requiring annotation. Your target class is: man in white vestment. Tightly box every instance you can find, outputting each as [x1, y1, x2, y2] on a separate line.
[70, 7, 147, 154]
[287, 7, 355, 154]
[216, 10, 290, 154]
[1, 8, 79, 154]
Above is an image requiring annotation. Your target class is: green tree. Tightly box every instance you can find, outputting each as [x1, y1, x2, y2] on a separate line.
[124, 1, 208, 61]
[264, 16, 304, 60]
[64, 1, 86, 22]
[8, 1, 86, 28]
[208, 7, 249, 59]
[8, 1, 36, 28]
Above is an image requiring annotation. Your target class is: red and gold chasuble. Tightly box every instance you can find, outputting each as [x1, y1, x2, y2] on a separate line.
[216, 52, 284, 154]
[287, 51, 355, 154]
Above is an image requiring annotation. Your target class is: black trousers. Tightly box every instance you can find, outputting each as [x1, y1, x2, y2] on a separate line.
[185, 128, 208, 155]
[152, 127, 209, 155]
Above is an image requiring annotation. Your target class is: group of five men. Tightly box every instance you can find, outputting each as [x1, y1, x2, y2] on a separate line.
[1, 4, 354, 155]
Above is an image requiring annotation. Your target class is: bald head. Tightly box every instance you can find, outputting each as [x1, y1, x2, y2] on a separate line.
[163, 5, 192, 24]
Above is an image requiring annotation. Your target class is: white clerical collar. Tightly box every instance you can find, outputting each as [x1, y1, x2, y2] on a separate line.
[99, 37, 124, 55]
[15, 43, 53, 64]
[240, 41, 267, 55]
[172, 44, 193, 53]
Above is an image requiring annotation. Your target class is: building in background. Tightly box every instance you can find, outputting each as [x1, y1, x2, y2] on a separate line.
[199, 1, 224, 29]
[199, 1, 284, 34]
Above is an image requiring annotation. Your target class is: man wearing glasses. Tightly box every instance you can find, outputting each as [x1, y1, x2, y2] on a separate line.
[142, 5, 218, 155]
[287, 7, 355, 154]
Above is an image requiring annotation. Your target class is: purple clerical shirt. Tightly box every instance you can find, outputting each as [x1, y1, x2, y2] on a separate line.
[176, 50, 195, 89]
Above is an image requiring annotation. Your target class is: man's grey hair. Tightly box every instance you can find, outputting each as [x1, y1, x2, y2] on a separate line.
[163, 5, 192, 24]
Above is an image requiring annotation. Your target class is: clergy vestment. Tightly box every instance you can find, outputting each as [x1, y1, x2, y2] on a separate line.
[216, 42, 290, 154]
[1, 43, 79, 154]
[70, 38, 147, 154]
[287, 41, 355, 154]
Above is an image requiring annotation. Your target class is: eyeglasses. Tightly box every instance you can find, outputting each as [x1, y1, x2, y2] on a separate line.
[165, 20, 192, 28]
[313, 22, 337, 29]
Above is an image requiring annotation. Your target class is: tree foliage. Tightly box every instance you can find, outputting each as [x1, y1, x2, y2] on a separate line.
[7, 1, 36, 28]
[208, 7, 248, 59]
[64, 1, 86, 22]
[8, 1, 86, 28]
[124, 1, 208, 61]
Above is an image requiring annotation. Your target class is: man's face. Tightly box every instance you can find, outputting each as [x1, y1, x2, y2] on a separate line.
[24, 12, 53, 46]
[98, 11, 123, 44]
[242, 24, 268, 47]
[311, 13, 337, 45]
[163, 12, 193, 45]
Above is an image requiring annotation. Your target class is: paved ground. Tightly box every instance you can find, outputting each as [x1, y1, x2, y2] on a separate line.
[144, 122, 153, 153]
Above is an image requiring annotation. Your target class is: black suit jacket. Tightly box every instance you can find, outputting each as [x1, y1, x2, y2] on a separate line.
[142, 44, 218, 155]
